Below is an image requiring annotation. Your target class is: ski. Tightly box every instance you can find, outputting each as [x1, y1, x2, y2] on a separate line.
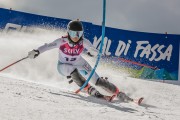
[103, 94, 144, 105]
[48, 87, 144, 105]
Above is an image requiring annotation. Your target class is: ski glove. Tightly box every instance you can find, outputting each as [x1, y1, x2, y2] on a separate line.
[87, 52, 94, 57]
[28, 50, 40, 59]
[87, 47, 98, 57]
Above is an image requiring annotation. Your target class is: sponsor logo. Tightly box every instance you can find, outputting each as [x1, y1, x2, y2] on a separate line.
[3, 23, 33, 32]
[93, 36, 173, 62]
[60, 43, 84, 56]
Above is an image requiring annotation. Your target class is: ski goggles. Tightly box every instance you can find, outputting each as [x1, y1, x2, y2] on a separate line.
[68, 30, 83, 38]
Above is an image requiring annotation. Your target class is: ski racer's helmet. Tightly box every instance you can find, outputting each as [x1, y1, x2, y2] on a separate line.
[67, 20, 84, 44]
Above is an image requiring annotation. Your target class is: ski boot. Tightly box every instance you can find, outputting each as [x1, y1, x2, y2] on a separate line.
[69, 69, 112, 101]
[95, 77, 119, 101]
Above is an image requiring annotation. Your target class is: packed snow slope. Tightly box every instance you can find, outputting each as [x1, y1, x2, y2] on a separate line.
[0, 30, 180, 120]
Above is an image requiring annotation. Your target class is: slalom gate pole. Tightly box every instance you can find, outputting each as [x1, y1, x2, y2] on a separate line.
[0, 56, 28, 72]
[75, 0, 106, 93]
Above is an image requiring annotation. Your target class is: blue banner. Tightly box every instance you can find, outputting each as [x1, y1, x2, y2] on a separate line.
[91, 25, 179, 71]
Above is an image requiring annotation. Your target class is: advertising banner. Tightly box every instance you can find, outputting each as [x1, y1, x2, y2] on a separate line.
[90, 25, 180, 80]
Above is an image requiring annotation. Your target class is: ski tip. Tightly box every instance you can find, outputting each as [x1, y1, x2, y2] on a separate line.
[75, 89, 81, 94]
[133, 97, 144, 105]
[138, 97, 144, 105]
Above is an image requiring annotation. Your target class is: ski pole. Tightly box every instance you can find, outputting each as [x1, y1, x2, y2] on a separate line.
[0, 56, 28, 72]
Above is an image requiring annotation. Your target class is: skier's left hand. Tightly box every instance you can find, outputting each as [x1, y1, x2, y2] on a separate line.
[87, 52, 94, 57]
[87, 47, 98, 57]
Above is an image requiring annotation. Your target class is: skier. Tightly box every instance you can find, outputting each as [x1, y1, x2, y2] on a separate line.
[28, 20, 134, 102]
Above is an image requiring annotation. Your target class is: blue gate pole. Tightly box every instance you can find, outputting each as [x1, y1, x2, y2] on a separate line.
[75, 0, 106, 93]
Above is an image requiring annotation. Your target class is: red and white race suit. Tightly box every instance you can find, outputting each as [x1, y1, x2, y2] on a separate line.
[37, 36, 99, 84]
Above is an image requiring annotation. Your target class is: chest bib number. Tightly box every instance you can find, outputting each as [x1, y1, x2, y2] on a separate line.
[65, 57, 77, 61]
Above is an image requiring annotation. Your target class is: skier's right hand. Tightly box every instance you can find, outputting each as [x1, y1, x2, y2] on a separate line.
[28, 50, 40, 59]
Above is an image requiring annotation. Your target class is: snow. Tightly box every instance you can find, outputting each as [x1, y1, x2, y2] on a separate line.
[0, 30, 180, 120]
